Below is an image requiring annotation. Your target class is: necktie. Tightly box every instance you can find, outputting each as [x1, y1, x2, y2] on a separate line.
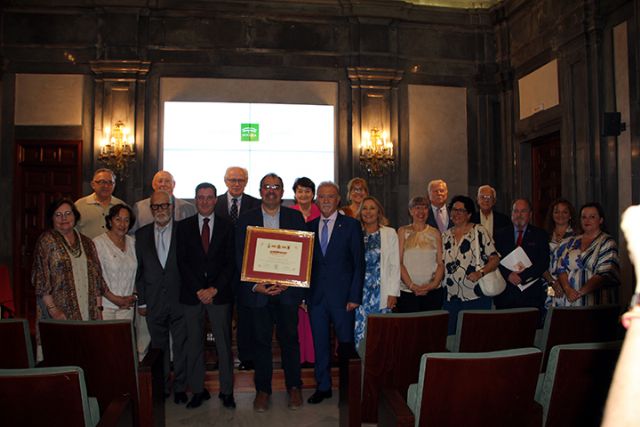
[230, 198, 239, 223]
[201, 218, 210, 254]
[320, 219, 329, 255]
[157, 227, 168, 268]
[436, 207, 446, 233]
[516, 229, 524, 246]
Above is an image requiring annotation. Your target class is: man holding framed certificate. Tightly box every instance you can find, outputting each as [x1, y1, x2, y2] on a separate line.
[235, 173, 307, 412]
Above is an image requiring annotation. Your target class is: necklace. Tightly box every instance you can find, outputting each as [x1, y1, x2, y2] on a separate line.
[57, 230, 82, 258]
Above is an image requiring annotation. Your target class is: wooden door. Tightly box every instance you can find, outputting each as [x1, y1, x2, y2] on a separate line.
[13, 140, 82, 327]
[531, 136, 561, 228]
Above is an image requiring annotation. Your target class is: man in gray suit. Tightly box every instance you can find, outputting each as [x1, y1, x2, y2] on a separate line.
[135, 190, 188, 404]
[131, 170, 196, 232]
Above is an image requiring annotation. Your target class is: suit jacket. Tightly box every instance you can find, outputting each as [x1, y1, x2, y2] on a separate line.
[176, 214, 235, 305]
[426, 205, 453, 232]
[214, 192, 261, 222]
[235, 206, 307, 307]
[470, 210, 511, 235]
[131, 197, 196, 233]
[308, 214, 365, 309]
[494, 224, 550, 286]
[135, 221, 183, 317]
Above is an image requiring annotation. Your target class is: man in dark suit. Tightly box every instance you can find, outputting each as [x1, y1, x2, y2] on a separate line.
[235, 173, 307, 412]
[176, 182, 236, 409]
[135, 190, 188, 405]
[493, 199, 550, 319]
[306, 181, 365, 404]
[426, 179, 453, 233]
[214, 166, 261, 371]
[470, 185, 511, 238]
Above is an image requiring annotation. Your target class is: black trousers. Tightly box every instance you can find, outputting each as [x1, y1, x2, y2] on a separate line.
[396, 288, 444, 313]
[235, 301, 254, 363]
[251, 296, 301, 394]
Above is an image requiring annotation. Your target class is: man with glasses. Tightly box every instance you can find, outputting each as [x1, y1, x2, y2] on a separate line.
[235, 173, 306, 412]
[470, 185, 510, 238]
[131, 170, 196, 232]
[135, 190, 189, 405]
[214, 166, 261, 371]
[176, 183, 236, 409]
[75, 168, 125, 238]
[494, 199, 550, 321]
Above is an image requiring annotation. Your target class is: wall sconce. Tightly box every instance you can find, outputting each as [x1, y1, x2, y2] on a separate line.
[98, 120, 136, 179]
[359, 127, 395, 176]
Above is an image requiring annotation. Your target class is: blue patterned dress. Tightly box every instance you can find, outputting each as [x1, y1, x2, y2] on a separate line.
[354, 230, 391, 348]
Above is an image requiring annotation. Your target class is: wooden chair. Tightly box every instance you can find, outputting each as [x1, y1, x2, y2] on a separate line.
[537, 305, 621, 371]
[448, 308, 539, 352]
[342, 311, 449, 426]
[0, 264, 14, 318]
[0, 365, 132, 427]
[535, 341, 621, 427]
[378, 348, 543, 427]
[0, 319, 34, 368]
[39, 319, 164, 427]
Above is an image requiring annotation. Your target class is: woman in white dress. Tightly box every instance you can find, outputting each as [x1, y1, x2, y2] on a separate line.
[93, 203, 138, 320]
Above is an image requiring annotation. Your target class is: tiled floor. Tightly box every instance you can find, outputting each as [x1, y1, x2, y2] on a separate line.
[165, 389, 339, 427]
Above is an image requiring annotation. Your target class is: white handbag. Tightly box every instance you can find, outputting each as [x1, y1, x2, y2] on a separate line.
[473, 225, 506, 296]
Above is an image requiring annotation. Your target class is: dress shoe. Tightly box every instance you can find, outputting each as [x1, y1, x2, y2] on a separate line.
[238, 360, 255, 371]
[218, 392, 236, 409]
[287, 387, 303, 410]
[186, 389, 211, 409]
[307, 389, 332, 404]
[174, 391, 188, 405]
[253, 391, 270, 412]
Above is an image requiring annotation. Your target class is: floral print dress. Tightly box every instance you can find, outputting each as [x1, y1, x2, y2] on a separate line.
[354, 230, 391, 348]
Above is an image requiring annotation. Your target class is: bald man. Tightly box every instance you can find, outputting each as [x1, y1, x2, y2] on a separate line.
[131, 170, 196, 233]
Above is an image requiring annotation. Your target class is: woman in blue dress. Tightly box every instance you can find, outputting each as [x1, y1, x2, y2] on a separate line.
[354, 196, 401, 350]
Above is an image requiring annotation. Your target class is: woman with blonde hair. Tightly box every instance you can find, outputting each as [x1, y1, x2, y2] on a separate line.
[340, 177, 369, 218]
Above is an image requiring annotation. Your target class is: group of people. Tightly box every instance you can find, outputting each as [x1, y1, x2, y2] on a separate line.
[31, 168, 620, 412]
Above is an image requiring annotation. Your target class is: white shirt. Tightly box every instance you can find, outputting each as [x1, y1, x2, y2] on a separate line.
[479, 211, 494, 237]
[93, 233, 137, 310]
[318, 210, 339, 242]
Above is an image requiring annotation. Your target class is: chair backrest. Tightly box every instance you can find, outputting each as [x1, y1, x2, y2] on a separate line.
[0, 366, 93, 427]
[361, 310, 449, 424]
[0, 319, 35, 368]
[0, 264, 14, 317]
[539, 305, 621, 371]
[39, 319, 139, 420]
[453, 308, 539, 352]
[537, 341, 621, 427]
[415, 347, 542, 427]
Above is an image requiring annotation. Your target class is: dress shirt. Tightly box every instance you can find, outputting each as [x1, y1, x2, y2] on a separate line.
[198, 213, 214, 240]
[155, 220, 173, 268]
[227, 193, 244, 214]
[513, 225, 528, 244]
[480, 211, 494, 237]
[262, 207, 280, 229]
[75, 193, 125, 239]
[431, 205, 449, 232]
[318, 211, 339, 242]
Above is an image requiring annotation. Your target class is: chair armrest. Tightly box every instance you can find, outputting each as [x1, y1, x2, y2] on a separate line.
[526, 401, 543, 427]
[97, 394, 134, 427]
[378, 388, 415, 427]
[339, 358, 362, 427]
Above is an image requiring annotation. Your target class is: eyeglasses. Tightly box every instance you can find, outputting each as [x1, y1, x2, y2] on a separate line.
[225, 178, 246, 184]
[150, 203, 171, 211]
[451, 208, 468, 214]
[351, 187, 366, 193]
[54, 211, 74, 218]
[479, 195, 494, 201]
[262, 184, 282, 190]
[93, 180, 114, 186]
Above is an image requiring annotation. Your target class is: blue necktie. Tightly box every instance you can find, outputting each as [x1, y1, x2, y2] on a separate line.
[320, 219, 329, 255]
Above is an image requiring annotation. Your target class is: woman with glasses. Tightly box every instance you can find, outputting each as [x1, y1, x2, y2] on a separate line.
[397, 196, 444, 313]
[93, 203, 138, 320]
[340, 177, 369, 218]
[33, 198, 131, 321]
[441, 195, 500, 334]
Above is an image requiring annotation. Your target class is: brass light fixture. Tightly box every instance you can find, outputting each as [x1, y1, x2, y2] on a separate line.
[359, 127, 395, 176]
[98, 120, 135, 179]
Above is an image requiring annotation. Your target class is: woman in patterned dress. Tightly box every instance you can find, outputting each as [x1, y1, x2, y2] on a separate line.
[441, 195, 500, 334]
[93, 203, 138, 320]
[550, 202, 619, 307]
[353, 196, 401, 349]
[396, 196, 444, 312]
[543, 198, 580, 300]
[32, 198, 131, 321]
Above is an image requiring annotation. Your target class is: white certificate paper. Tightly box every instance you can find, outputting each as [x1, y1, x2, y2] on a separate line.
[499, 246, 532, 273]
[253, 238, 303, 276]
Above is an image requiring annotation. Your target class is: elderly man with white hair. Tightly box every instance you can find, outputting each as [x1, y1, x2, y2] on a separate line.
[470, 184, 511, 237]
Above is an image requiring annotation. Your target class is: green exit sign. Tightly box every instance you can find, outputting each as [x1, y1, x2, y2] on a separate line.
[241, 123, 259, 141]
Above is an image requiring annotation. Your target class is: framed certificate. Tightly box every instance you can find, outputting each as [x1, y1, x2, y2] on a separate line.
[241, 226, 315, 287]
